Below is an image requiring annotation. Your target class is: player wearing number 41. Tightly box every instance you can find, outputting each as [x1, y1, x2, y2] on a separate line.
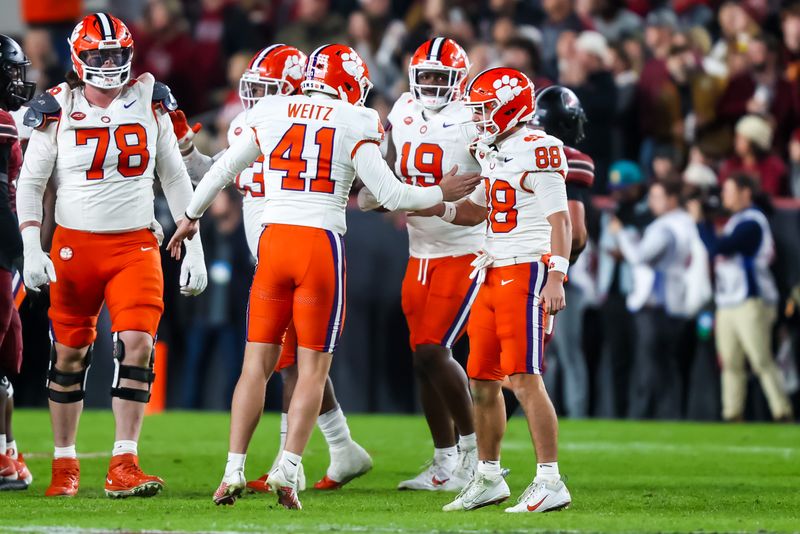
[416, 67, 573, 513]
[358, 37, 480, 492]
[169, 44, 373, 502]
[15, 13, 208, 498]
[168, 43, 481, 510]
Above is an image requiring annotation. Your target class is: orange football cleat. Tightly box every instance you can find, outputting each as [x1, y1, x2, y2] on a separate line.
[104, 453, 163, 498]
[1, 454, 19, 480]
[246, 474, 272, 493]
[45, 457, 80, 496]
[314, 474, 343, 490]
[14, 453, 33, 486]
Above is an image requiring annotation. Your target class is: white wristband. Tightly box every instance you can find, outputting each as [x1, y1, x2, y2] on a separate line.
[440, 202, 456, 223]
[547, 255, 569, 275]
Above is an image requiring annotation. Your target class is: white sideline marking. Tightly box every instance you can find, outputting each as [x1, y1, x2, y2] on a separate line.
[502, 440, 797, 458]
[23, 451, 111, 459]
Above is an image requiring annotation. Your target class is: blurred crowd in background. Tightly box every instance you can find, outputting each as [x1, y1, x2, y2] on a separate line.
[10, 0, 800, 421]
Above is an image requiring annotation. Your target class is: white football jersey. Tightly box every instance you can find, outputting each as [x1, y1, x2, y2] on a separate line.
[247, 94, 385, 234]
[19, 74, 188, 232]
[387, 93, 483, 258]
[228, 110, 266, 255]
[469, 129, 569, 259]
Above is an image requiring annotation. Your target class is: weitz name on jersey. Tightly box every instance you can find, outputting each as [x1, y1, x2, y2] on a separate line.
[288, 103, 334, 121]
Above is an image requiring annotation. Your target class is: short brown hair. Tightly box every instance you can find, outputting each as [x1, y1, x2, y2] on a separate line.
[726, 173, 760, 195]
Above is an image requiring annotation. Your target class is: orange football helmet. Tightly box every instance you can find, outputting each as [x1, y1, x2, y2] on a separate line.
[464, 67, 535, 145]
[69, 13, 134, 89]
[239, 44, 308, 109]
[409, 38, 470, 110]
[301, 44, 373, 106]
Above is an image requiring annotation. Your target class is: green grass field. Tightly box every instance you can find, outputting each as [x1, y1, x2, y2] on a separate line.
[1, 410, 798, 533]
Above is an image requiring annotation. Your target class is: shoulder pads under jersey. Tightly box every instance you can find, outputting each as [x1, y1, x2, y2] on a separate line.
[152, 81, 178, 112]
[23, 92, 61, 129]
[564, 146, 595, 188]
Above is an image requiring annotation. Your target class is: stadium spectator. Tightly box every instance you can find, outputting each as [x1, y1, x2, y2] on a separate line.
[637, 9, 681, 169]
[781, 1, 800, 83]
[610, 179, 697, 419]
[540, 0, 591, 81]
[609, 42, 639, 162]
[595, 161, 650, 418]
[790, 129, 800, 197]
[714, 174, 794, 422]
[719, 115, 789, 197]
[500, 37, 552, 90]
[590, 0, 642, 43]
[562, 31, 616, 190]
[20, 0, 80, 71]
[346, 0, 405, 95]
[275, 0, 348, 54]
[706, 1, 761, 78]
[716, 34, 799, 155]
[132, 0, 202, 115]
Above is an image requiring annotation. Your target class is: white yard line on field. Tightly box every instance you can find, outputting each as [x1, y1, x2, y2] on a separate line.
[502, 440, 797, 458]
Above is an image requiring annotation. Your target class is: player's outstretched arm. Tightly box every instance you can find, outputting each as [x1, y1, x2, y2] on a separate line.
[166, 132, 260, 258]
[169, 110, 222, 185]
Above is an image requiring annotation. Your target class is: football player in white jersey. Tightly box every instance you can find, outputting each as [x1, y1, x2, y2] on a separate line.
[168, 44, 480, 509]
[416, 68, 574, 513]
[360, 38, 480, 491]
[15, 13, 207, 498]
[171, 44, 373, 497]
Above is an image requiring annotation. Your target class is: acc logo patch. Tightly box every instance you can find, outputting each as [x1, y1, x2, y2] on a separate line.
[48, 86, 62, 96]
[70, 112, 85, 121]
[59, 247, 73, 261]
[404, 116, 413, 125]
[234, 126, 243, 136]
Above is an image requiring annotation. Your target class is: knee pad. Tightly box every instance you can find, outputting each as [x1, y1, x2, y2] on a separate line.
[46, 344, 92, 404]
[110, 333, 156, 403]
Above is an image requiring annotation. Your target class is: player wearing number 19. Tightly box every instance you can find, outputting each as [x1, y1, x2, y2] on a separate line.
[169, 43, 481, 510]
[418, 67, 573, 513]
[367, 38, 481, 492]
[15, 13, 208, 498]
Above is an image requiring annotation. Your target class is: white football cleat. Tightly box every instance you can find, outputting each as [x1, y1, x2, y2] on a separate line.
[314, 441, 373, 490]
[504, 477, 571, 513]
[452, 446, 477, 483]
[267, 463, 302, 510]
[442, 471, 511, 511]
[213, 470, 246, 505]
[397, 459, 468, 491]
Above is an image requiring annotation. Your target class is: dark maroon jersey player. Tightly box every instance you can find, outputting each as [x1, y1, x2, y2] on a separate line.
[0, 33, 35, 490]
[531, 86, 593, 261]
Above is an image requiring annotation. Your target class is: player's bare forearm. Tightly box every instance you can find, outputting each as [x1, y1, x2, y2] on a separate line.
[452, 198, 486, 226]
[568, 199, 587, 262]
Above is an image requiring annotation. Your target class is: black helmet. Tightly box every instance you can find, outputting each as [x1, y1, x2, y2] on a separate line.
[531, 85, 587, 146]
[0, 34, 36, 111]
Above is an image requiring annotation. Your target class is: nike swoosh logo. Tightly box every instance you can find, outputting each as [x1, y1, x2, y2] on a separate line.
[123, 100, 137, 109]
[431, 476, 449, 486]
[527, 496, 547, 511]
[287, 460, 298, 467]
[442, 123, 455, 128]
[503, 157, 513, 163]
[501, 279, 514, 286]
[141, 246, 153, 252]
[107, 478, 113, 484]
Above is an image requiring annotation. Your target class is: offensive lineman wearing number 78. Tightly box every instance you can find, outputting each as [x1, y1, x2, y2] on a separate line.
[15, 13, 207, 498]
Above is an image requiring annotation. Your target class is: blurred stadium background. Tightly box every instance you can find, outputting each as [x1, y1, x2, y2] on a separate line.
[4, 0, 800, 423]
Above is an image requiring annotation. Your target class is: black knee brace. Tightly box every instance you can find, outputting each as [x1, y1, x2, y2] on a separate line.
[46, 344, 92, 404]
[110, 333, 156, 403]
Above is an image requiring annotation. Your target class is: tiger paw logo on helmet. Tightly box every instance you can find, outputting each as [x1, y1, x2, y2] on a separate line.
[284, 55, 304, 81]
[340, 52, 366, 81]
[492, 75, 523, 104]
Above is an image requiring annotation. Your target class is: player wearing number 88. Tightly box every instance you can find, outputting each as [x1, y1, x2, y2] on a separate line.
[15, 13, 207, 498]
[370, 38, 482, 492]
[423, 68, 573, 513]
